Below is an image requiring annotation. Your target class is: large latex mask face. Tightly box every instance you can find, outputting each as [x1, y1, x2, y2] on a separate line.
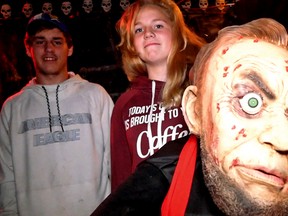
[1, 4, 11, 19]
[181, 0, 191, 12]
[42, 2, 53, 15]
[199, 0, 208, 10]
[119, 0, 130, 11]
[61, 1, 72, 16]
[184, 38, 288, 215]
[22, 3, 33, 18]
[82, 0, 93, 13]
[102, 0, 112, 12]
[215, 0, 225, 11]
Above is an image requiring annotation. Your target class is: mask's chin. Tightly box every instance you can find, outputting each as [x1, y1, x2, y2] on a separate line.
[200, 138, 288, 216]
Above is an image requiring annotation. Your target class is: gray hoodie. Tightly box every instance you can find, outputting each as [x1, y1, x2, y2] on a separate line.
[0, 72, 114, 216]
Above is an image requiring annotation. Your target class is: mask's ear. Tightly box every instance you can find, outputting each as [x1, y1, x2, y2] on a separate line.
[182, 85, 201, 135]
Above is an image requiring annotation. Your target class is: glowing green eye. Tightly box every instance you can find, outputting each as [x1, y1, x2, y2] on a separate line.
[239, 92, 262, 115]
[248, 97, 258, 108]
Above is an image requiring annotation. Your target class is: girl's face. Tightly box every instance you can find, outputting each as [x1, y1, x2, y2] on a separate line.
[133, 5, 172, 76]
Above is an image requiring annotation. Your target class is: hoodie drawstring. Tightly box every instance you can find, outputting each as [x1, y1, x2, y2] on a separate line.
[42, 85, 64, 133]
[56, 85, 64, 132]
[146, 81, 156, 142]
[147, 81, 165, 148]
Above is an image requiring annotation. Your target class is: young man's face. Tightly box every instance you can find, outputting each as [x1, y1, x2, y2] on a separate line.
[25, 28, 73, 80]
[185, 38, 288, 214]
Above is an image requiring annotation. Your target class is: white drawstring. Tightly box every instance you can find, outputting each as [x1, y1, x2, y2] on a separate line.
[147, 80, 156, 143]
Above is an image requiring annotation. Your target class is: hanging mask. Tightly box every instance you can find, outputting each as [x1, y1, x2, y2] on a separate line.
[119, 0, 130, 11]
[199, 0, 208, 10]
[22, 3, 33, 18]
[215, 0, 225, 11]
[61, 1, 72, 16]
[82, 0, 93, 13]
[181, 0, 191, 11]
[102, 0, 112, 12]
[42, 2, 53, 15]
[1, 4, 11, 19]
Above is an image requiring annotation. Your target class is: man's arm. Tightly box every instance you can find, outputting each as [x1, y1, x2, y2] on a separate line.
[0, 105, 18, 215]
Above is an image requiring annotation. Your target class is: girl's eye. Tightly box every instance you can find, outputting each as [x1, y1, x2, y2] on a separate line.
[154, 24, 163, 29]
[135, 28, 143, 34]
[239, 92, 263, 115]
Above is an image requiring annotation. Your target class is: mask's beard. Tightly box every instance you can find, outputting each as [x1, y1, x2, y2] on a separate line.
[200, 137, 288, 216]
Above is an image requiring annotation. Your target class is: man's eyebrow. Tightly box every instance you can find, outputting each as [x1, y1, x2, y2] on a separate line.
[33, 36, 45, 39]
[34, 36, 64, 39]
[246, 72, 276, 100]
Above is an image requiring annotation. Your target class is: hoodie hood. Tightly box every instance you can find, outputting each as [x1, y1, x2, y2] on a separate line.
[23, 72, 85, 94]
[22, 72, 87, 133]
[130, 76, 165, 93]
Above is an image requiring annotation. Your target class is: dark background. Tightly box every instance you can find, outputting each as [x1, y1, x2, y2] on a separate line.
[1, 0, 288, 107]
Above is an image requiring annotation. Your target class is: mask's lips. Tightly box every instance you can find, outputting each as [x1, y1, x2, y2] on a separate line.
[236, 165, 287, 189]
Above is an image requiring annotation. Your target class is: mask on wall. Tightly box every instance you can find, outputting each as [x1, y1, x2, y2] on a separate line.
[215, 0, 225, 11]
[61, 1, 72, 16]
[102, 0, 112, 12]
[1, 4, 11, 19]
[42, 2, 53, 15]
[181, 0, 191, 12]
[82, 0, 93, 13]
[22, 3, 33, 18]
[119, 0, 130, 11]
[199, 0, 208, 10]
